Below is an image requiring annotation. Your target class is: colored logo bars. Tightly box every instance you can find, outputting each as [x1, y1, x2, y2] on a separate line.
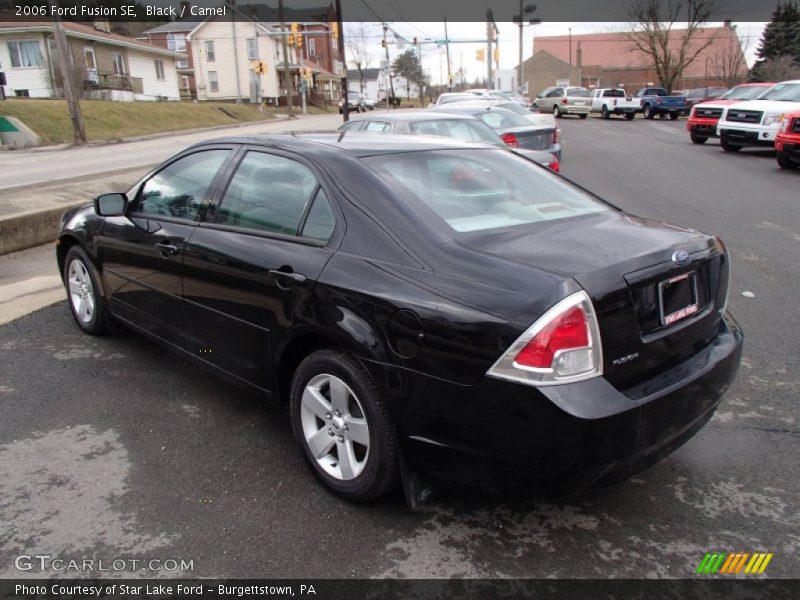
[696, 552, 773, 574]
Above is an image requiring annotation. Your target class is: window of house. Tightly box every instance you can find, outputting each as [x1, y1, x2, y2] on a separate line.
[154, 60, 165, 80]
[247, 38, 257, 60]
[167, 33, 186, 51]
[308, 38, 316, 56]
[205, 40, 215, 62]
[112, 52, 125, 76]
[14, 89, 31, 97]
[180, 75, 190, 90]
[7, 41, 44, 68]
[208, 71, 219, 92]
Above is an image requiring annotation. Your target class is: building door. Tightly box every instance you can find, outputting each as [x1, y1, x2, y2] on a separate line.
[84, 47, 98, 84]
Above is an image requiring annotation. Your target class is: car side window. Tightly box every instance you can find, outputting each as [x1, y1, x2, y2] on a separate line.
[547, 88, 563, 98]
[216, 151, 319, 236]
[339, 121, 363, 132]
[300, 188, 336, 243]
[132, 150, 230, 219]
[365, 121, 391, 132]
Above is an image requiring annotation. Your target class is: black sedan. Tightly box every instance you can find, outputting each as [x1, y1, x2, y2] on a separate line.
[56, 134, 742, 503]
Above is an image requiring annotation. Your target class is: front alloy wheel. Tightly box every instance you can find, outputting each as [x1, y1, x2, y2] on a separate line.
[290, 349, 398, 501]
[64, 246, 110, 335]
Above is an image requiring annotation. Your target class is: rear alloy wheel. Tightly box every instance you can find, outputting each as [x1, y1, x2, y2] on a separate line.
[643, 105, 654, 119]
[553, 105, 562, 118]
[690, 132, 708, 144]
[669, 112, 680, 120]
[720, 138, 742, 152]
[601, 106, 610, 119]
[777, 151, 800, 169]
[290, 350, 398, 501]
[64, 246, 109, 335]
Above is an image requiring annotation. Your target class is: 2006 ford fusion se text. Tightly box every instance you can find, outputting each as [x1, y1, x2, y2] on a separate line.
[55, 134, 742, 503]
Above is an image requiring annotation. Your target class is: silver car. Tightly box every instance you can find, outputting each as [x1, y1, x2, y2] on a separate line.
[534, 86, 592, 118]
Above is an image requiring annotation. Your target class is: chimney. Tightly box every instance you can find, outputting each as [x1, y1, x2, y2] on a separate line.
[180, 1, 190, 18]
[723, 20, 731, 28]
[94, 20, 112, 34]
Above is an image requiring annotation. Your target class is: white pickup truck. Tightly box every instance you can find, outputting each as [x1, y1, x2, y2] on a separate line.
[590, 88, 639, 120]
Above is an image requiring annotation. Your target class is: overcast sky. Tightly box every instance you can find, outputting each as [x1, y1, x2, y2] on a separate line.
[346, 21, 768, 87]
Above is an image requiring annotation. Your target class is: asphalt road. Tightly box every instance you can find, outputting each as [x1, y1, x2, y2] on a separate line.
[0, 115, 798, 580]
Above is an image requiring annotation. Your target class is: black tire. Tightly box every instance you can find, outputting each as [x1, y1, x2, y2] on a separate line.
[553, 105, 561, 118]
[63, 246, 110, 335]
[643, 105, 654, 119]
[690, 132, 708, 144]
[777, 151, 800, 169]
[601, 106, 610, 119]
[669, 112, 679, 120]
[289, 349, 399, 502]
[579, 113, 588, 119]
[720, 138, 742, 152]
[625, 112, 635, 120]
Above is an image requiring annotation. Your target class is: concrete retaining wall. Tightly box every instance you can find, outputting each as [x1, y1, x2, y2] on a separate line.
[0, 202, 83, 255]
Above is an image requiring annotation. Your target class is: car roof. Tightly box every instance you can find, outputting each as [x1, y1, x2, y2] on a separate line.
[343, 111, 477, 123]
[431, 103, 514, 115]
[189, 133, 494, 157]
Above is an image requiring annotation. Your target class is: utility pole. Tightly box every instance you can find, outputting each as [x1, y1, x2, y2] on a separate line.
[382, 24, 395, 106]
[278, 0, 294, 118]
[486, 10, 493, 89]
[48, 0, 85, 144]
[443, 16, 452, 92]
[334, 0, 348, 120]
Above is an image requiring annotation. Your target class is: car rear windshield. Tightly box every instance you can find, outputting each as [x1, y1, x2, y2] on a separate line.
[604, 89, 626, 97]
[567, 88, 590, 97]
[758, 82, 800, 101]
[723, 85, 770, 100]
[409, 119, 504, 147]
[364, 150, 607, 233]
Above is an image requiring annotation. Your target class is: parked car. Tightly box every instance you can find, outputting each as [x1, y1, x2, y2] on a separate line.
[589, 88, 639, 119]
[634, 87, 686, 120]
[337, 111, 560, 171]
[432, 92, 478, 107]
[533, 86, 592, 118]
[339, 92, 366, 114]
[432, 103, 561, 159]
[682, 87, 729, 114]
[362, 95, 376, 110]
[717, 80, 800, 152]
[685, 83, 775, 144]
[56, 133, 741, 502]
[775, 111, 800, 169]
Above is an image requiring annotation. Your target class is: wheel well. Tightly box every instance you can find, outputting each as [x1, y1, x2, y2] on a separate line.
[277, 334, 340, 404]
[56, 235, 80, 281]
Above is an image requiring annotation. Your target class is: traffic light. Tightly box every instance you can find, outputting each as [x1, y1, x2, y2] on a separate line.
[252, 61, 267, 75]
[294, 32, 302, 48]
[413, 37, 418, 45]
[381, 39, 387, 48]
[290, 23, 302, 48]
[493, 47, 499, 63]
[331, 22, 338, 42]
[476, 48, 485, 62]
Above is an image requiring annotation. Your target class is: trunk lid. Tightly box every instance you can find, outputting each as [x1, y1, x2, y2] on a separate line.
[458, 211, 729, 390]
[499, 125, 556, 151]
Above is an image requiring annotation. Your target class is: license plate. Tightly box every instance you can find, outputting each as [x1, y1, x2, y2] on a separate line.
[574, 101, 586, 105]
[659, 272, 699, 326]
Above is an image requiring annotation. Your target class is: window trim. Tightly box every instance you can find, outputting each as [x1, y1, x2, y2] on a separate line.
[154, 59, 165, 81]
[208, 70, 219, 92]
[205, 40, 215, 62]
[7, 39, 44, 68]
[127, 146, 237, 223]
[246, 38, 257, 60]
[111, 52, 126, 76]
[203, 145, 343, 247]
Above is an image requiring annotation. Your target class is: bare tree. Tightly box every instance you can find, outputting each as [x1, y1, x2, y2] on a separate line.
[626, 0, 719, 91]
[754, 54, 800, 81]
[345, 23, 372, 94]
[710, 29, 750, 87]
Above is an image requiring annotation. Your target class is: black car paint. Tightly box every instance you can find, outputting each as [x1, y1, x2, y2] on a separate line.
[57, 134, 742, 492]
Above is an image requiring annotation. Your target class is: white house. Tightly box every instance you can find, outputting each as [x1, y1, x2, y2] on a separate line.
[346, 68, 417, 100]
[0, 21, 184, 101]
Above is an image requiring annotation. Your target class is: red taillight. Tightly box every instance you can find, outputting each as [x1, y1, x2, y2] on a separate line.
[548, 157, 560, 172]
[500, 132, 519, 148]
[515, 306, 588, 368]
[562, 97, 568, 104]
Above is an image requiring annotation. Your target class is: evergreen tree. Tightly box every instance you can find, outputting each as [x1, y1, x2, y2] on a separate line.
[751, 1, 800, 81]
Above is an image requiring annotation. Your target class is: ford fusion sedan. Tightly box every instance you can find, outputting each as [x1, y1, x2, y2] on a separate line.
[56, 134, 742, 502]
[717, 80, 800, 151]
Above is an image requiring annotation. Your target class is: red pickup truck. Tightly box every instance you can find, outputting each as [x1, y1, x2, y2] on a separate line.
[775, 112, 800, 169]
[686, 83, 773, 144]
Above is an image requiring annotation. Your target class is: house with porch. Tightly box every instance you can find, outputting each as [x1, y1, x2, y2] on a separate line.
[346, 68, 415, 101]
[0, 20, 184, 101]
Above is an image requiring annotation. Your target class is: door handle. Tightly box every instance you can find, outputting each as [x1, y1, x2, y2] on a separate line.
[155, 241, 179, 257]
[269, 268, 307, 288]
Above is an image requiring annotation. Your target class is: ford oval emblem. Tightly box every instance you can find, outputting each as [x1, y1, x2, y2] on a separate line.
[672, 250, 690, 265]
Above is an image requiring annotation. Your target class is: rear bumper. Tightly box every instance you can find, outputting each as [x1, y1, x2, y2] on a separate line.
[687, 117, 720, 137]
[718, 126, 777, 145]
[564, 104, 591, 114]
[379, 313, 743, 492]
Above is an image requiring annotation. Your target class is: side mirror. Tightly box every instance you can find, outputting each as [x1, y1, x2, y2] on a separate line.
[94, 193, 128, 217]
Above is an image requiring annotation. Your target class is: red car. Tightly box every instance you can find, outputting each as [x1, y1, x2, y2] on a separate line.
[775, 112, 800, 169]
[686, 83, 774, 144]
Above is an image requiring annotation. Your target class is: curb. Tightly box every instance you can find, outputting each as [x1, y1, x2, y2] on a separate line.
[0, 201, 85, 255]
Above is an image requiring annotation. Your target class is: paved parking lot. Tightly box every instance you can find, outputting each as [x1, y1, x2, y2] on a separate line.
[1, 115, 798, 579]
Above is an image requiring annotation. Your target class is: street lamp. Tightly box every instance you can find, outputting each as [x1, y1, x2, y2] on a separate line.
[513, 3, 540, 95]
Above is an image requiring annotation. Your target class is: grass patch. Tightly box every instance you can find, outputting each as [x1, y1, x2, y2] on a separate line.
[0, 99, 274, 145]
